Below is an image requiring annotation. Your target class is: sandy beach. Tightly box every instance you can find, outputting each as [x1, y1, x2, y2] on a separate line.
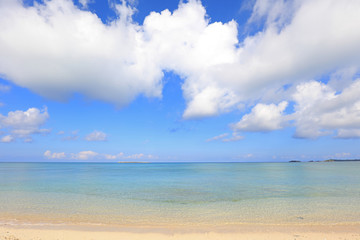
[1, 223, 360, 240]
[1, 163, 360, 239]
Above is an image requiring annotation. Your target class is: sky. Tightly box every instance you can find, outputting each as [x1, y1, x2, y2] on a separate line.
[0, 0, 360, 162]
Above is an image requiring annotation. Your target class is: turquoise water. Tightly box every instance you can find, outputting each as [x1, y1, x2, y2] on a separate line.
[0, 162, 360, 226]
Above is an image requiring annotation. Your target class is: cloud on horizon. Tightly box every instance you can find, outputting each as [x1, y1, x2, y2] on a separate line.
[44, 150, 157, 160]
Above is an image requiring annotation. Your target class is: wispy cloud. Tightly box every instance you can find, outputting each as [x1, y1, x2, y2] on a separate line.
[61, 130, 79, 141]
[222, 132, 244, 142]
[207, 132, 243, 142]
[206, 133, 229, 142]
[78, 0, 92, 8]
[233, 153, 254, 160]
[0, 84, 10, 93]
[85, 130, 107, 142]
[0, 135, 14, 143]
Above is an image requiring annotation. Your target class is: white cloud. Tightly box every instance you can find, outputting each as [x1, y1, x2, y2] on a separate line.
[225, 0, 360, 93]
[44, 150, 157, 160]
[105, 152, 158, 160]
[206, 132, 243, 142]
[248, 0, 299, 29]
[71, 150, 98, 160]
[328, 66, 359, 92]
[44, 150, 96, 160]
[222, 132, 244, 142]
[181, 0, 360, 118]
[232, 79, 360, 139]
[78, 0, 91, 8]
[232, 101, 288, 132]
[142, 2, 239, 118]
[206, 133, 228, 142]
[0, 0, 238, 119]
[292, 80, 360, 138]
[336, 129, 360, 139]
[44, 150, 66, 159]
[1, 135, 14, 143]
[104, 152, 124, 160]
[85, 130, 107, 141]
[0, 107, 50, 142]
[0, 0, 359, 135]
[0, 0, 163, 108]
[125, 153, 144, 159]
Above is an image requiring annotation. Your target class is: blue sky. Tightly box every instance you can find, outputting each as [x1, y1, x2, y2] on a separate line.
[1, 0, 360, 162]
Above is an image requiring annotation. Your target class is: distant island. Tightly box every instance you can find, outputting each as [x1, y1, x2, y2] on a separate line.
[289, 159, 360, 163]
[321, 159, 360, 162]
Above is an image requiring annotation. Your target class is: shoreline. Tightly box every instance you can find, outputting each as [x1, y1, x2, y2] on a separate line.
[2, 214, 360, 229]
[1, 222, 360, 240]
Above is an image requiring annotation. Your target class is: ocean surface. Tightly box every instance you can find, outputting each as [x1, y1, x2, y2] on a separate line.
[0, 162, 360, 226]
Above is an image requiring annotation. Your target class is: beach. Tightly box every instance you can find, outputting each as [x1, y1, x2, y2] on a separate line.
[1, 162, 360, 239]
[1, 223, 360, 240]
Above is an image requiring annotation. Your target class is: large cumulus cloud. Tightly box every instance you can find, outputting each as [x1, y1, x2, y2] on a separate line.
[1, 0, 360, 138]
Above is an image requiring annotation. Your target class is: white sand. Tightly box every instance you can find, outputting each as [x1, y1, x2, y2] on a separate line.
[1, 223, 360, 240]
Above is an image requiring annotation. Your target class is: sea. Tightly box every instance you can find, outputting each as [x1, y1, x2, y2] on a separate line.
[0, 162, 359, 226]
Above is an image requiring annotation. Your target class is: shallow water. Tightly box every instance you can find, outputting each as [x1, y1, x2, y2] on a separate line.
[0, 162, 359, 226]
